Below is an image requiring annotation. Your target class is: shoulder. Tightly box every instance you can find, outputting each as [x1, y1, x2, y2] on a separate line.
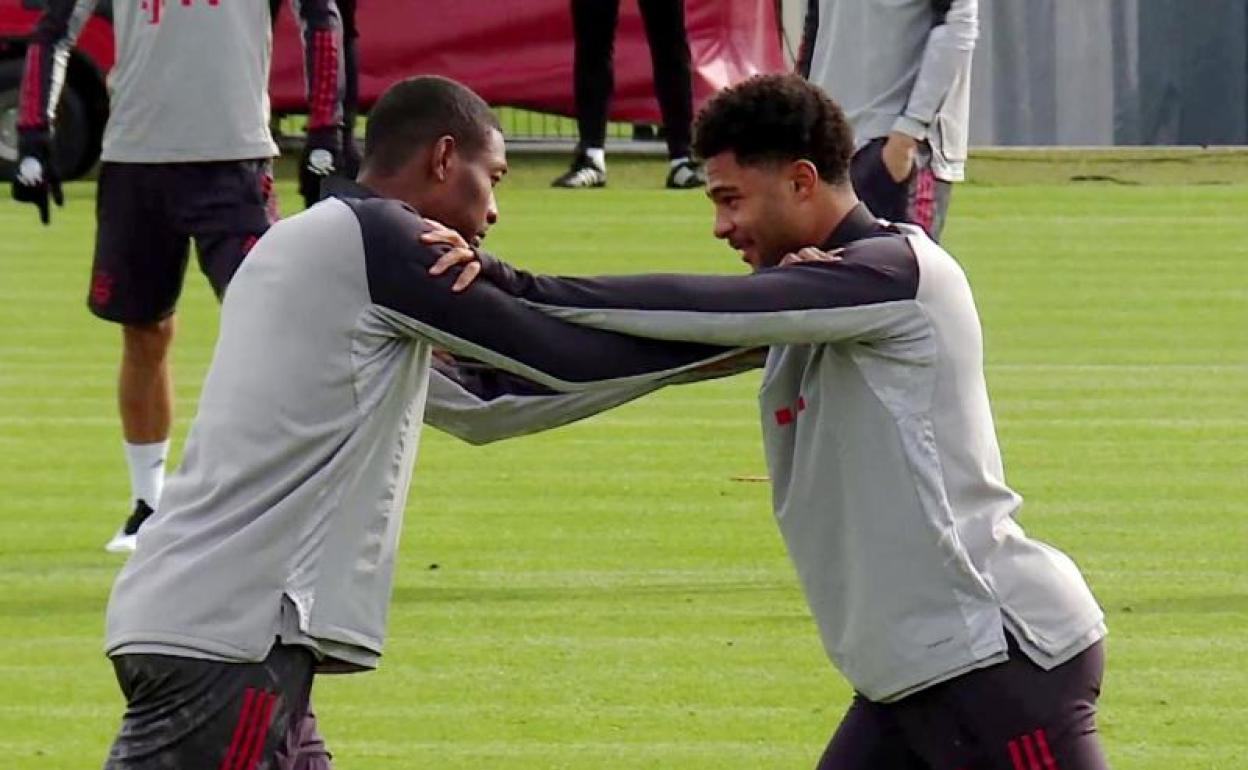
[337, 197, 442, 266]
[838, 231, 921, 294]
[339, 196, 425, 236]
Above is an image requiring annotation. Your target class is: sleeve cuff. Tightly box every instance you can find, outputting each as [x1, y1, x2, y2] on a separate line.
[892, 115, 930, 142]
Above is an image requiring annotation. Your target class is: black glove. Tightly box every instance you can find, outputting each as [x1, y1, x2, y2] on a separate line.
[299, 125, 341, 209]
[11, 128, 63, 226]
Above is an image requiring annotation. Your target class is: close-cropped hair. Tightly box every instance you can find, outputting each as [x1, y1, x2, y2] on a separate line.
[692, 74, 855, 185]
[363, 76, 501, 176]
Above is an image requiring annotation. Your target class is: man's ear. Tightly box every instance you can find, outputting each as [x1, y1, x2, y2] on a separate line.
[790, 159, 820, 200]
[429, 135, 457, 183]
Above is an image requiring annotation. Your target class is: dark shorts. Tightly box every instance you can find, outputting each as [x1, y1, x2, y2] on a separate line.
[850, 137, 953, 242]
[816, 634, 1109, 770]
[89, 160, 279, 325]
[104, 644, 332, 770]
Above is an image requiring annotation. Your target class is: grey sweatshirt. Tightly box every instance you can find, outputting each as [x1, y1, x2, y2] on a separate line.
[803, 0, 978, 182]
[104, 182, 736, 670]
[475, 204, 1105, 702]
[20, 0, 342, 162]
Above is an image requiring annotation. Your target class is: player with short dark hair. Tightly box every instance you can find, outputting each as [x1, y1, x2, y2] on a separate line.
[11, 0, 345, 553]
[363, 76, 501, 178]
[445, 73, 1112, 769]
[692, 72, 855, 185]
[100, 74, 737, 770]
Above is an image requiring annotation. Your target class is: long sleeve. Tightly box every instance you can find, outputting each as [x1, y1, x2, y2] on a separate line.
[473, 237, 930, 349]
[289, 0, 344, 133]
[424, 364, 662, 446]
[424, 348, 764, 445]
[347, 197, 743, 392]
[16, 0, 98, 131]
[892, 0, 978, 140]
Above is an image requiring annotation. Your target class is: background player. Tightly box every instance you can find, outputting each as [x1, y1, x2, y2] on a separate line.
[11, 0, 345, 551]
[799, 0, 977, 240]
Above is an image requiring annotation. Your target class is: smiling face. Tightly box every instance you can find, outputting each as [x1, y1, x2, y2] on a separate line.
[705, 151, 809, 271]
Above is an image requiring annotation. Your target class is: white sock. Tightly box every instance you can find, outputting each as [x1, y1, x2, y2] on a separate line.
[670, 156, 691, 168]
[125, 439, 170, 510]
[584, 147, 606, 170]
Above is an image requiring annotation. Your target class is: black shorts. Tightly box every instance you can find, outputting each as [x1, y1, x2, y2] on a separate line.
[104, 644, 331, 770]
[816, 634, 1110, 770]
[88, 160, 279, 325]
[850, 137, 953, 242]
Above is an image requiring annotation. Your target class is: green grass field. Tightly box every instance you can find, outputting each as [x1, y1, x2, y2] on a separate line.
[1, 151, 1245, 769]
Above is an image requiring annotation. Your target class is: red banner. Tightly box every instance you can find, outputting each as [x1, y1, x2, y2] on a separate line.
[271, 0, 788, 121]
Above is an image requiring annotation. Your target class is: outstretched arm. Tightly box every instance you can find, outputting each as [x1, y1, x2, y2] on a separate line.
[424, 350, 765, 445]
[348, 197, 745, 392]
[471, 236, 928, 349]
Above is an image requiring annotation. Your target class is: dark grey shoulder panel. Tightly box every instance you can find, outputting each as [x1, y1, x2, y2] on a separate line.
[347, 197, 732, 384]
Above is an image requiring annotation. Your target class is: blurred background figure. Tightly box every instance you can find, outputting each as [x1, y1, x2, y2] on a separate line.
[552, 0, 705, 190]
[12, 0, 343, 552]
[274, 0, 360, 208]
[799, 0, 977, 241]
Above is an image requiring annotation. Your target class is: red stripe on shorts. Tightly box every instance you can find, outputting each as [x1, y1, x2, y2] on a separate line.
[240, 690, 278, 770]
[219, 688, 258, 770]
[1035, 728, 1060, 769]
[911, 168, 935, 234]
[1008, 739, 1027, 770]
[1021, 733, 1043, 770]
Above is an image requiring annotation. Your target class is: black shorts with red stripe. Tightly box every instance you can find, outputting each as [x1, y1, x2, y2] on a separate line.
[88, 160, 279, 326]
[850, 136, 953, 243]
[104, 643, 330, 770]
[816, 631, 1110, 770]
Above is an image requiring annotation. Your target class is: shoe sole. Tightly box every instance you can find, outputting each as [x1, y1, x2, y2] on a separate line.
[105, 534, 137, 553]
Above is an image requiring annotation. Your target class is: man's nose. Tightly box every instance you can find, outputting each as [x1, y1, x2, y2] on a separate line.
[485, 191, 499, 226]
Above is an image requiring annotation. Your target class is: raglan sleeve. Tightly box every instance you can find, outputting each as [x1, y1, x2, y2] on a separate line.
[351, 198, 746, 392]
[290, 0, 344, 137]
[893, 0, 978, 141]
[423, 349, 763, 445]
[473, 239, 928, 349]
[16, 0, 99, 134]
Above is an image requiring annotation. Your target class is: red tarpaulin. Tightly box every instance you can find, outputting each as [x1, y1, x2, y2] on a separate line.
[270, 0, 788, 121]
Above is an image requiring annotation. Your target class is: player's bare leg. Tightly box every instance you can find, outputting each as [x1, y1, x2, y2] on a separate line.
[106, 317, 175, 553]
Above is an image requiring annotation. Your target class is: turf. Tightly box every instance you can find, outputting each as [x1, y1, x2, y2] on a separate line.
[0, 151, 1245, 769]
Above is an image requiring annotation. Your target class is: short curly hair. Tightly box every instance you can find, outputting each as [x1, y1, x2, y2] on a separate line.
[692, 74, 855, 185]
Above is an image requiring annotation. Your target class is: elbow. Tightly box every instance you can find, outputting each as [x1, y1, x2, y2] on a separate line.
[431, 419, 506, 446]
[458, 428, 500, 446]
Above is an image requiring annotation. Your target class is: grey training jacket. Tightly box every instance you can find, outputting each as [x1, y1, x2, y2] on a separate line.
[104, 182, 735, 669]
[804, 0, 978, 182]
[475, 205, 1105, 702]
